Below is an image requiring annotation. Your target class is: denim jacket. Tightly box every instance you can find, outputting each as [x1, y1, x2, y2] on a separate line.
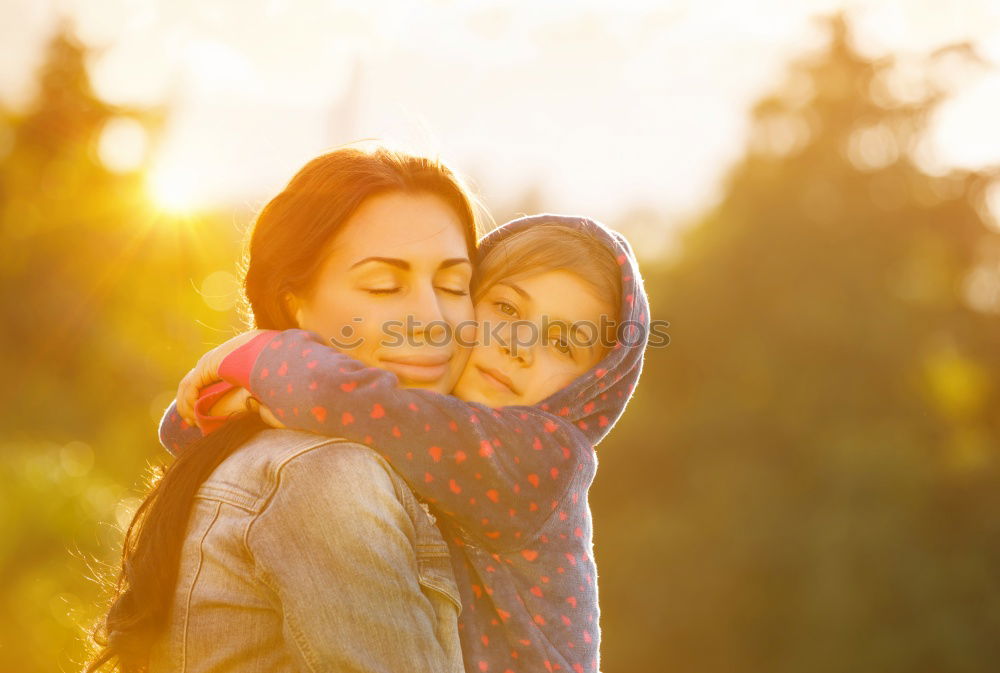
[148, 428, 464, 673]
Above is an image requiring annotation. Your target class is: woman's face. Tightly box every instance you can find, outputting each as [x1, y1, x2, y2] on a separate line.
[287, 191, 475, 394]
[452, 270, 614, 407]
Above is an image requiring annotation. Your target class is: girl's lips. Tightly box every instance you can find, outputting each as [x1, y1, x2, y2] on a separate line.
[380, 356, 451, 383]
[476, 365, 517, 396]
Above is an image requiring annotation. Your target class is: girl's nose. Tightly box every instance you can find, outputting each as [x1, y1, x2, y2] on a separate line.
[500, 340, 533, 366]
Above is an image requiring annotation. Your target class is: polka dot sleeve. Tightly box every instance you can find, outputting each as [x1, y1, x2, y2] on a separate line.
[217, 328, 591, 547]
[158, 399, 206, 456]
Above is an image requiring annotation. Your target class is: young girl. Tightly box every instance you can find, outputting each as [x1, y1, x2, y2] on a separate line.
[162, 214, 650, 673]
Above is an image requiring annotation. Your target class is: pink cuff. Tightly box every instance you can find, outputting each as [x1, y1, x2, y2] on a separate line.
[194, 380, 240, 436]
[219, 331, 279, 390]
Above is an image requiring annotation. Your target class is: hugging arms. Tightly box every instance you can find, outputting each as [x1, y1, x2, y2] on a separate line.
[87, 146, 650, 673]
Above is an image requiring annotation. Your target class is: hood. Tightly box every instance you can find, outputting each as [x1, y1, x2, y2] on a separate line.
[475, 214, 651, 447]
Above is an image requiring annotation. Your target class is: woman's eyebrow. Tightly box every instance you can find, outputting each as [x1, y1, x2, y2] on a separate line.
[350, 257, 406, 270]
[349, 257, 471, 271]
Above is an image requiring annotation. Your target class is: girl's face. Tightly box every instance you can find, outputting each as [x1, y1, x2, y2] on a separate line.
[287, 191, 475, 394]
[453, 270, 614, 407]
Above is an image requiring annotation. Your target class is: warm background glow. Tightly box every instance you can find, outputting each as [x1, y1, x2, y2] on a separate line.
[3, 0, 999, 241]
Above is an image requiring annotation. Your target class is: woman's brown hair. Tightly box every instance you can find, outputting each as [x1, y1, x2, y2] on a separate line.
[244, 146, 480, 329]
[86, 146, 480, 672]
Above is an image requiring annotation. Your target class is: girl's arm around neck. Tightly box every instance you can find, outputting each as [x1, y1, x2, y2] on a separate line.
[217, 328, 592, 548]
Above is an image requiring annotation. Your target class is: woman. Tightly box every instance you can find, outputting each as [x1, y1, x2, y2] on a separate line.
[88, 146, 480, 672]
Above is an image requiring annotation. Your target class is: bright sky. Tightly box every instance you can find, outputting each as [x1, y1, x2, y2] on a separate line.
[2, 0, 999, 238]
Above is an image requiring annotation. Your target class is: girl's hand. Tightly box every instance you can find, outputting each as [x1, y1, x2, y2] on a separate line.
[256, 402, 286, 429]
[234, 390, 287, 429]
[176, 330, 266, 424]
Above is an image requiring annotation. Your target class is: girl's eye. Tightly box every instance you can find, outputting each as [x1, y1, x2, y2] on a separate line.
[365, 288, 400, 295]
[494, 300, 518, 317]
[554, 338, 574, 358]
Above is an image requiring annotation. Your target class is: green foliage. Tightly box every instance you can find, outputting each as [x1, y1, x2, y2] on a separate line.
[0, 31, 245, 672]
[593, 16, 1000, 673]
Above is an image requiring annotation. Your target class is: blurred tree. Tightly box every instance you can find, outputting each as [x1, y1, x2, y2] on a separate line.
[593, 14, 1000, 673]
[0, 28, 243, 672]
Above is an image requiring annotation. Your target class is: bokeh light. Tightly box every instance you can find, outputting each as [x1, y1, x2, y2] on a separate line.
[200, 270, 240, 312]
[97, 117, 147, 173]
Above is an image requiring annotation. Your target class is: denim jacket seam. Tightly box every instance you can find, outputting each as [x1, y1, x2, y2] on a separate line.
[240, 440, 356, 672]
[377, 452, 462, 611]
[181, 500, 223, 673]
[197, 483, 261, 512]
[248, 558, 320, 672]
[418, 576, 463, 612]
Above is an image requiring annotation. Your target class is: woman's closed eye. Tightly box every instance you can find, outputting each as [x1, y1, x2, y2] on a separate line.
[364, 286, 469, 296]
[438, 286, 469, 296]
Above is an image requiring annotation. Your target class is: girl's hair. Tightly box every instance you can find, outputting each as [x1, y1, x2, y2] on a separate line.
[472, 222, 622, 328]
[86, 146, 481, 672]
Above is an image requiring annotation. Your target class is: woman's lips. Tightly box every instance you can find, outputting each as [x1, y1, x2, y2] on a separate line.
[476, 365, 518, 396]
[380, 354, 452, 383]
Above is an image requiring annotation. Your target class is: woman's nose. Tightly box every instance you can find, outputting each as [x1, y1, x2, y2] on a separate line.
[409, 283, 448, 343]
